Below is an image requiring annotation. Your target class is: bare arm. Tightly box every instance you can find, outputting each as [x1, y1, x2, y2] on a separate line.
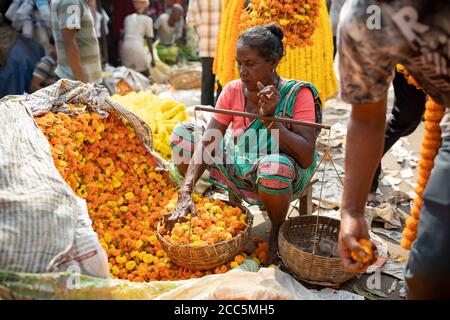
[270, 123, 316, 169]
[182, 118, 228, 192]
[61, 28, 85, 82]
[339, 98, 387, 271]
[165, 118, 228, 229]
[341, 98, 387, 217]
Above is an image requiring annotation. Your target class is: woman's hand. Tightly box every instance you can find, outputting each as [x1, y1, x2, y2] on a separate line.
[338, 212, 378, 272]
[164, 190, 197, 231]
[257, 82, 281, 116]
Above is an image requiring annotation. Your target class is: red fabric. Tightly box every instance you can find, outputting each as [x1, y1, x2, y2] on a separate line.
[112, 0, 135, 41]
[214, 80, 316, 135]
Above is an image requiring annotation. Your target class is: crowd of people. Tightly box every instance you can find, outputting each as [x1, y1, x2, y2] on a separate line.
[0, 0, 448, 300]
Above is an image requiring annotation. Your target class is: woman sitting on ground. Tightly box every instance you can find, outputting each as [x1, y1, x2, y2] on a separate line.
[167, 23, 322, 264]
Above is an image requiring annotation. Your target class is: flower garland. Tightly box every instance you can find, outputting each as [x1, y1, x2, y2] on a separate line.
[396, 65, 445, 250]
[239, 0, 320, 48]
[213, 0, 337, 102]
[213, 0, 247, 86]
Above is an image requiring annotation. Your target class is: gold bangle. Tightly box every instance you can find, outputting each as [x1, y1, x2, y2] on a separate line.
[266, 121, 274, 130]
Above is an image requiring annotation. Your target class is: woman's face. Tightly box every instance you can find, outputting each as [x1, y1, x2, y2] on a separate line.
[133, 0, 149, 13]
[236, 42, 277, 92]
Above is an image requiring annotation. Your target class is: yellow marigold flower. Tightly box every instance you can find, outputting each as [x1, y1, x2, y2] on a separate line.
[111, 266, 120, 276]
[104, 232, 112, 243]
[141, 205, 149, 213]
[230, 261, 239, 269]
[135, 240, 144, 250]
[279, 19, 290, 26]
[120, 206, 128, 213]
[125, 261, 136, 271]
[116, 255, 127, 264]
[130, 250, 140, 259]
[143, 254, 154, 264]
[125, 192, 134, 200]
[96, 123, 105, 133]
[156, 249, 165, 258]
[149, 235, 158, 246]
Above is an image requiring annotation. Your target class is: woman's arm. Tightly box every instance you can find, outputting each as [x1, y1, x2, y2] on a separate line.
[268, 122, 316, 168]
[258, 84, 317, 168]
[181, 118, 229, 192]
[165, 118, 228, 229]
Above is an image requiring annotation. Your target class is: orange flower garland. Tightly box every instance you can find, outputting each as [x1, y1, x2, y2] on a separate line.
[239, 0, 320, 48]
[214, 0, 337, 102]
[36, 109, 268, 281]
[395, 65, 445, 250]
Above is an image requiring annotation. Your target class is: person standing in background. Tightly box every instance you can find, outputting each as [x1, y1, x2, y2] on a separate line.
[329, 0, 346, 58]
[186, 0, 221, 107]
[121, 0, 155, 77]
[154, 4, 185, 46]
[0, 10, 44, 98]
[50, 0, 102, 84]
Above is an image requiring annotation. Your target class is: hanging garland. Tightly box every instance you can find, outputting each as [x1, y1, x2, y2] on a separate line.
[213, 0, 337, 102]
[239, 0, 321, 48]
[213, 0, 247, 86]
[396, 64, 445, 250]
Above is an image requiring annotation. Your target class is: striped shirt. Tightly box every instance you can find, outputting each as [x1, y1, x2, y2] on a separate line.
[51, 0, 102, 84]
[33, 54, 58, 87]
[186, 0, 221, 58]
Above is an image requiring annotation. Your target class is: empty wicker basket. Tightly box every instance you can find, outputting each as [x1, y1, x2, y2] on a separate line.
[157, 200, 253, 270]
[278, 215, 355, 285]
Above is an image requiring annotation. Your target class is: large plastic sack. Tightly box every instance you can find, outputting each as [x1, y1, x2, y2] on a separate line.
[156, 268, 320, 300]
[0, 270, 188, 300]
[0, 262, 322, 300]
[102, 65, 151, 95]
[0, 79, 167, 278]
[0, 259, 258, 300]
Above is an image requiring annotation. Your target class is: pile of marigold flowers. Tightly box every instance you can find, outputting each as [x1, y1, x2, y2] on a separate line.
[36, 109, 268, 281]
[159, 194, 248, 246]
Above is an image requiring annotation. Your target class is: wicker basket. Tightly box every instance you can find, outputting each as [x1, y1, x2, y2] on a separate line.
[157, 200, 253, 270]
[278, 215, 355, 285]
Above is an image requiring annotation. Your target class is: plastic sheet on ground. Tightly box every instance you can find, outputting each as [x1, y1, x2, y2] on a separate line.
[156, 268, 320, 300]
[312, 288, 364, 300]
[1, 262, 347, 300]
[103, 65, 151, 95]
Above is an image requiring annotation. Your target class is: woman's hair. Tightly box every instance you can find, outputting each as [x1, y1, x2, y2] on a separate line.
[238, 23, 284, 62]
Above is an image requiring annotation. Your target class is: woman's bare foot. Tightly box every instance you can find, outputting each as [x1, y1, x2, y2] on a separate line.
[265, 230, 282, 266]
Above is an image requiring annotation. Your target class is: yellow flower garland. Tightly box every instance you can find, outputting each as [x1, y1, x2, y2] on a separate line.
[213, 0, 337, 102]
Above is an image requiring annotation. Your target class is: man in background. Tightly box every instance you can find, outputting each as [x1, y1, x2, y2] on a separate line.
[154, 4, 185, 46]
[0, 8, 44, 98]
[51, 0, 102, 84]
[186, 0, 221, 106]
